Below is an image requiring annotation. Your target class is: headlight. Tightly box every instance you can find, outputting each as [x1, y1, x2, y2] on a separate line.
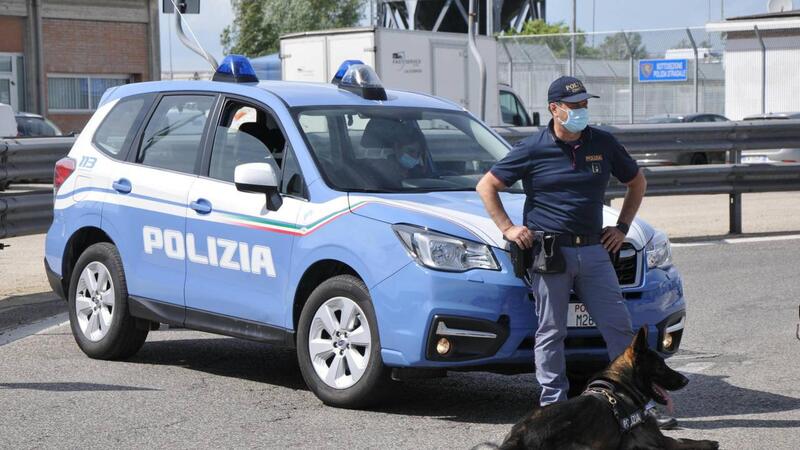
[392, 224, 500, 272]
[646, 231, 672, 269]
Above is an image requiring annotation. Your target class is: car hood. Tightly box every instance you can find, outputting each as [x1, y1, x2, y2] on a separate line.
[348, 192, 652, 249]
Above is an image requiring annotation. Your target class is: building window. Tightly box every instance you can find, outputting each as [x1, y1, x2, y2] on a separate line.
[47, 75, 129, 112]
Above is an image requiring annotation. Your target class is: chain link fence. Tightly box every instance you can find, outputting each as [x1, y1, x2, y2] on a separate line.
[498, 27, 729, 125]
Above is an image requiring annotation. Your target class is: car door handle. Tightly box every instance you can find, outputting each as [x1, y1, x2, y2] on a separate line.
[112, 178, 131, 194]
[190, 199, 212, 214]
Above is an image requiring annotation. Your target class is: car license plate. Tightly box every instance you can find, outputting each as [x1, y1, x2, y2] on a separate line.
[568, 303, 596, 328]
[741, 155, 769, 163]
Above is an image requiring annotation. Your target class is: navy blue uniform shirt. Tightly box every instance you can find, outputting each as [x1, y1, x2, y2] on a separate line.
[490, 120, 639, 236]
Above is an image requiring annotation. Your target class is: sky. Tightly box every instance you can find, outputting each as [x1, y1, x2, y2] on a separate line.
[160, 0, 799, 72]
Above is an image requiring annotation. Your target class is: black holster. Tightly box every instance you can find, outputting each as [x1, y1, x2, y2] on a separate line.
[509, 240, 532, 279]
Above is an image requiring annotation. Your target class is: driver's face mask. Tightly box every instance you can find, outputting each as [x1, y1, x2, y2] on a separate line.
[399, 145, 421, 169]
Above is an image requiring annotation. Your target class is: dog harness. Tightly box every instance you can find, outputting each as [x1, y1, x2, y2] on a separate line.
[582, 379, 649, 432]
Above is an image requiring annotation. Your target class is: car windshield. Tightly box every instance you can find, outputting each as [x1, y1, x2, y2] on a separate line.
[294, 107, 518, 193]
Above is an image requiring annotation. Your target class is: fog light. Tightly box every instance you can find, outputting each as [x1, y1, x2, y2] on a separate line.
[436, 337, 451, 355]
[662, 333, 673, 350]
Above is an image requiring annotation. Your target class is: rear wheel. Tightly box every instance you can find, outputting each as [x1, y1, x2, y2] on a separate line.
[68, 242, 148, 360]
[296, 274, 387, 408]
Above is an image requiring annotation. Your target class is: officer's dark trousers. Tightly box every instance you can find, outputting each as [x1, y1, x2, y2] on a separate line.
[530, 243, 634, 406]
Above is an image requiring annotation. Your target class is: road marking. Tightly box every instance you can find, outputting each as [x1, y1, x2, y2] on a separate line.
[672, 234, 800, 248]
[675, 362, 715, 374]
[669, 352, 720, 361]
[671, 242, 715, 248]
[0, 313, 69, 347]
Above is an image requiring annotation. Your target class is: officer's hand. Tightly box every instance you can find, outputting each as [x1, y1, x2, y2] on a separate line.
[601, 226, 626, 253]
[504, 225, 534, 249]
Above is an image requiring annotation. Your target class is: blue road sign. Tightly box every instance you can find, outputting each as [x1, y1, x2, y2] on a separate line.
[638, 59, 688, 82]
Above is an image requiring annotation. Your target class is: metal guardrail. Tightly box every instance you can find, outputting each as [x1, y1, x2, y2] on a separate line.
[607, 163, 800, 197]
[0, 189, 54, 239]
[1, 137, 73, 240]
[0, 137, 75, 190]
[493, 119, 800, 153]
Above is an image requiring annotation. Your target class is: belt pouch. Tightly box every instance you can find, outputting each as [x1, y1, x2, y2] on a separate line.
[531, 231, 566, 274]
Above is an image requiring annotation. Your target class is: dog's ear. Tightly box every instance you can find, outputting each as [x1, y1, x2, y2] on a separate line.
[632, 325, 649, 354]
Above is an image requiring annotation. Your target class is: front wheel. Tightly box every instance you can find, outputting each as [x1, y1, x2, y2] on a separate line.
[296, 275, 387, 408]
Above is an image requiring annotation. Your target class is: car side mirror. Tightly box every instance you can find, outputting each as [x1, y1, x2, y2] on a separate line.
[234, 162, 283, 211]
[531, 112, 540, 127]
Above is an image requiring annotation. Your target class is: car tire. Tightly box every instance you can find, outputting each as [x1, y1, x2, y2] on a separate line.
[296, 274, 387, 409]
[68, 242, 148, 360]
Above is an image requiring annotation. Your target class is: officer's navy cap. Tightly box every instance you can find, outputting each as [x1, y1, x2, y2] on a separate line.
[548, 76, 599, 103]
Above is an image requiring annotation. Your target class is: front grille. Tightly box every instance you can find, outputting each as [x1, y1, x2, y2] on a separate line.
[614, 243, 639, 286]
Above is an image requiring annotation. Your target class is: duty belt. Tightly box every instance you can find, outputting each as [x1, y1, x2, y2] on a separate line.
[553, 233, 602, 247]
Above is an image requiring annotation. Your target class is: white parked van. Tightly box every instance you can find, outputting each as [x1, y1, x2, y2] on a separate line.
[280, 27, 534, 127]
[0, 103, 17, 137]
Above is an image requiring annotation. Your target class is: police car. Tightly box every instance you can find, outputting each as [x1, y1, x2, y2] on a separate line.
[44, 56, 686, 408]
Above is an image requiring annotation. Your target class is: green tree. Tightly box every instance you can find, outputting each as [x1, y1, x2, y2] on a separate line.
[597, 32, 648, 59]
[505, 19, 598, 58]
[221, 0, 365, 57]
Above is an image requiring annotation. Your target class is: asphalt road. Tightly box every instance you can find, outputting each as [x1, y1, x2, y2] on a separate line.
[1, 238, 799, 449]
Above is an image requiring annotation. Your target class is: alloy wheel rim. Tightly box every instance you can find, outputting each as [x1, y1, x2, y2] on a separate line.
[75, 261, 115, 342]
[308, 296, 372, 389]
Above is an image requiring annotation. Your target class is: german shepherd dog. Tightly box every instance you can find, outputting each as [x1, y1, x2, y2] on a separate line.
[497, 326, 719, 450]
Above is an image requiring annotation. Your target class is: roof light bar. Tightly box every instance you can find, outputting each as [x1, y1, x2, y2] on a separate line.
[331, 60, 387, 101]
[213, 54, 259, 84]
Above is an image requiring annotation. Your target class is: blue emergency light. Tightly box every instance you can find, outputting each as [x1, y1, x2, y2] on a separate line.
[213, 54, 259, 83]
[331, 60, 387, 101]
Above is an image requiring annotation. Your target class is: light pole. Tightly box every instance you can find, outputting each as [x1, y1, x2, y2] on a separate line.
[570, 0, 576, 76]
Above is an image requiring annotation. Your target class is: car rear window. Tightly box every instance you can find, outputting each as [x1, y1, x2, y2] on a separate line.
[136, 95, 215, 174]
[93, 96, 150, 157]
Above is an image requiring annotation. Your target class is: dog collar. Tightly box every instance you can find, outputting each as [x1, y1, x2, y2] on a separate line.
[582, 380, 648, 433]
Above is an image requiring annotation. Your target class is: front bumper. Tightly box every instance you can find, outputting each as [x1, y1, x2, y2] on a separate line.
[371, 250, 686, 370]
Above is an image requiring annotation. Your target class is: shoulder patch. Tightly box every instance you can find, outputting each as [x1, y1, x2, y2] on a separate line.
[585, 154, 603, 162]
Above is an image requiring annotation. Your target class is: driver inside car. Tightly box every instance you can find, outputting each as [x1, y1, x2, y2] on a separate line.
[391, 125, 431, 179]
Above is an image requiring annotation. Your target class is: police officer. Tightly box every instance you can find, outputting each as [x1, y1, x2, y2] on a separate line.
[477, 76, 676, 429]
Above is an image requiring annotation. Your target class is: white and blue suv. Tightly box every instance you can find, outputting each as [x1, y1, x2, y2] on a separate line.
[45, 57, 685, 407]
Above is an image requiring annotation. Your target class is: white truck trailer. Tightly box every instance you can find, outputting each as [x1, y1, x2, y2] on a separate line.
[279, 27, 533, 128]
